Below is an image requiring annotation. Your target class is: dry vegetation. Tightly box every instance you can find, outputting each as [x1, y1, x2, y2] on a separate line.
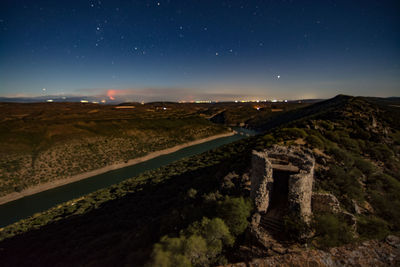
[0, 102, 227, 197]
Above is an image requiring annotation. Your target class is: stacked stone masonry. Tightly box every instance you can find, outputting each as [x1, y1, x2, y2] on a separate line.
[250, 145, 315, 221]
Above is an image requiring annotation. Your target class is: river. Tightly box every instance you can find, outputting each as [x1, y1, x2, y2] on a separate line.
[0, 128, 256, 227]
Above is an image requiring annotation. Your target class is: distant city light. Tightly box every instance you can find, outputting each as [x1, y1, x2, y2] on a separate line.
[80, 100, 89, 103]
[46, 99, 53, 102]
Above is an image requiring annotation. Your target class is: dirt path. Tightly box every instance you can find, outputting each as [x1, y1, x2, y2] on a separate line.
[0, 131, 234, 205]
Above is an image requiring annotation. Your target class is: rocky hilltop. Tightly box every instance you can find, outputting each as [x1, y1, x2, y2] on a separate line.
[227, 235, 400, 267]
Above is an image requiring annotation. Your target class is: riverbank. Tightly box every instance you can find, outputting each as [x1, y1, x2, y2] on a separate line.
[0, 131, 234, 205]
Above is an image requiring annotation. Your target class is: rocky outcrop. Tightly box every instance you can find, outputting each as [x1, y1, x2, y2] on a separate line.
[312, 192, 357, 233]
[225, 236, 400, 267]
[312, 192, 341, 214]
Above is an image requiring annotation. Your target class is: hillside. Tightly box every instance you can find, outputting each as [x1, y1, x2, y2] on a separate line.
[0, 95, 399, 266]
[0, 102, 227, 198]
[208, 101, 309, 127]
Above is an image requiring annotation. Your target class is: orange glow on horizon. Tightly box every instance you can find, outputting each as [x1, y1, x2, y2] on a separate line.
[107, 89, 116, 100]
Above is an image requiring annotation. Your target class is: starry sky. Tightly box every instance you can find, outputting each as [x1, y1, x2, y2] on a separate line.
[0, 0, 399, 101]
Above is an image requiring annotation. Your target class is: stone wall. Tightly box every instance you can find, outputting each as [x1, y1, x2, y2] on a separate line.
[250, 151, 273, 213]
[287, 155, 314, 221]
[312, 192, 341, 214]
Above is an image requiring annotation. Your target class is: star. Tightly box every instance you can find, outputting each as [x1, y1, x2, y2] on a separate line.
[277, 75, 281, 79]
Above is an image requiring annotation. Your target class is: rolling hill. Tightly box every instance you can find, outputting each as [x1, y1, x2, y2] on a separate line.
[0, 95, 399, 266]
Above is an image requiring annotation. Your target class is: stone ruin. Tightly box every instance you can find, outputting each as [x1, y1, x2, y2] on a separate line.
[249, 145, 315, 247]
[251, 145, 315, 220]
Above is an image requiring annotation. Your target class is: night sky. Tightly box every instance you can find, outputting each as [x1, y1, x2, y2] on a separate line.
[0, 0, 399, 102]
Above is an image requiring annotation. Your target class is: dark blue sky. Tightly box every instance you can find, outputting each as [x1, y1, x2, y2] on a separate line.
[0, 0, 399, 101]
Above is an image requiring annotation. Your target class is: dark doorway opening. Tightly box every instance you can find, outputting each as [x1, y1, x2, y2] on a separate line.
[266, 169, 296, 218]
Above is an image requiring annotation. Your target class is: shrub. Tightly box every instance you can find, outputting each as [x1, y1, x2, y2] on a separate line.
[392, 131, 400, 145]
[150, 218, 234, 267]
[325, 131, 340, 142]
[280, 128, 307, 139]
[313, 213, 354, 248]
[357, 216, 389, 240]
[216, 197, 253, 236]
[340, 137, 360, 153]
[186, 217, 234, 258]
[324, 165, 364, 201]
[305, 134, 324, 149]
[186, 188, 198, 199]
[319, 120, 334, 131]
[354, 157, 376, 176]
[261, 134, 276, 146]
[369, 189, 400, 229]
[202, 191, 223, 202]
[283, 214, 310, 242]
[328, 147, 354, 167]
[367, 144, 394, 162]
[386, 160, 400, 180]
[351, 125, 370, 140]
[150, 235, 200, 267]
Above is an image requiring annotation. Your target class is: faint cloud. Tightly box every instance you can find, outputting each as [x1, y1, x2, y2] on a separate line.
[74, 87, 256, 102]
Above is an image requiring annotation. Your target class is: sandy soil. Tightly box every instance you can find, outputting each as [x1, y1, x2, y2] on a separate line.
[0, 131, 234, 205]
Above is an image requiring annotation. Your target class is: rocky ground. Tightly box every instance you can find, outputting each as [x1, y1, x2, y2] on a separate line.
[226, 235, 400, 267]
